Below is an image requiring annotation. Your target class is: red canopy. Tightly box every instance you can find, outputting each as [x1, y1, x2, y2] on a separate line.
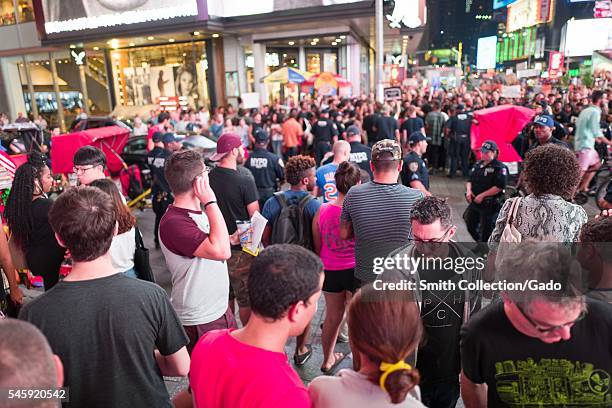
[51, 126, 130, 175]
[471, 105, 535, 162]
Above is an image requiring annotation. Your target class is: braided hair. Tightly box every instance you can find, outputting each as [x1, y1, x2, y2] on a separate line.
[4, 152, 47, 250]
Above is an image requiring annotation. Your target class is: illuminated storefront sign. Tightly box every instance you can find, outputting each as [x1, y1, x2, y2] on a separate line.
[506, 0, 553, 32]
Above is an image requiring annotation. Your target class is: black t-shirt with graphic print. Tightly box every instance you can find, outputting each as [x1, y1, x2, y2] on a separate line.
[461, 299, 612, 408]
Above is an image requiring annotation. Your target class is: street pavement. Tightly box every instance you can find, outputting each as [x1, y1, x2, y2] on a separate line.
[19, 174, 601, 405]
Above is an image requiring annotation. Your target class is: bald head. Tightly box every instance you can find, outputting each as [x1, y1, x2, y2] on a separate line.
[332, 140, 351, 163]
[0, 319, 63, 406]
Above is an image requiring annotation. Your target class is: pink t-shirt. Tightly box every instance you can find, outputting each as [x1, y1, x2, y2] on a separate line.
[190, 329, 310, 408]
[318, 203, 356, 271]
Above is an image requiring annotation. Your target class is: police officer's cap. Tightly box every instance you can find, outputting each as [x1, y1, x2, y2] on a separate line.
[408, 132, 431, 145]
[254, 129, 270, 144]
[480, 140, 498, 153]
[346, 125, 361, 136]
[152, 131, 164, 143]
[456, 104, 465, 111]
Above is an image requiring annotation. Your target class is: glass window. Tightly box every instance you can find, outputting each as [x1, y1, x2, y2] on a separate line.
[111, 40, 209, 110]
[0, 0, 34, 26]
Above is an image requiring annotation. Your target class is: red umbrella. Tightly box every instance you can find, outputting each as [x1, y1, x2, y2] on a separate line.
[51, 126, 130, 175]
[471, 105, 535, 162]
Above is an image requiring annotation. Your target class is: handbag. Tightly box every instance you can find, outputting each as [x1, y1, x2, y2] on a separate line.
[133, 226, 155, 283]
[495, 197, 522, 269]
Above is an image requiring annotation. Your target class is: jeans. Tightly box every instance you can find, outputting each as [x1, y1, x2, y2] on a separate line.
[420, 379, 460, 408]
[271, 140, 283, 157]
[464, 201, 500, 243]
[449, 135, 470, 177]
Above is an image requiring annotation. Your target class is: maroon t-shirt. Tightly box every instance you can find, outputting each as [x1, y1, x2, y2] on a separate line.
[159, 205, 208, 258]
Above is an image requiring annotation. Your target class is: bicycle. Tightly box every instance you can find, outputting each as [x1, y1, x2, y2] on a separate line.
[573, 149, 611, 209]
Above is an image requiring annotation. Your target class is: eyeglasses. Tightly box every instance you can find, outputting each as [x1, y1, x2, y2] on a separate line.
[73, 165, 95, 175]
[515, 302, 586, 334]
[413, 225, 454, 243]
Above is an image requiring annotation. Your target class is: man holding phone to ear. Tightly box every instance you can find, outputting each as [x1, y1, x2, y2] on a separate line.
[159, 150, 235, 354]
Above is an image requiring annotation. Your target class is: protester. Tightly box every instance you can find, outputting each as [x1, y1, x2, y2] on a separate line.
[385, 197, 481, 408]
[312, 161, 361, 373]
[189, 244, 323, 407]
[72, 146, 106, 186]
[4, 152, 65, 291]
[209, 133, 259, 325]
[159, 150, 234, 354]
[0, 319, 64, 400]
[400, 105, 425, 147]
[90, 179, 137, 277]
[489, 144, 587, 247]
[309, 285, 426, 407]
[315, 140, 351, 203]
[425, 101, 446, 173]
[578, 216, 612, 303]
[373, 105, 399, 144]
[340, 139, 424, 285]
[20, 186, 190, 407]
[283, 109, 305, 159]
[461, 241, 612, 407]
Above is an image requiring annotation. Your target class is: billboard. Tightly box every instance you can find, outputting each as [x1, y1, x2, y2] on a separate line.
[506, 0, 553, 32]
[42, 0, 200, 34]
[477, 36, 498, 70]
[562, 18, 612, 57]
[208, 0, 365, 18]
[493, 0, 518, 10]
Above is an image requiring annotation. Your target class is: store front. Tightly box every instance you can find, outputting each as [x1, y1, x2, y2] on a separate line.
[107, 38, 211, 116]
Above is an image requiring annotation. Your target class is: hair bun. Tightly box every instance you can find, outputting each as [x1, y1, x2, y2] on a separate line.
[27, 151, 46, 167]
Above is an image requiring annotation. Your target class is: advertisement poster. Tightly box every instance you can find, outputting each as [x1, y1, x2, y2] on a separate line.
[124, 67, 152, 106]
[150, 66, 175, 103]
[42, 0, 199, 33]
[173, 65, 198, 108]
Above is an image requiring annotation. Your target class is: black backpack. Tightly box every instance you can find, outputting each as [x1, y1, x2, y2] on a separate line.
[270, 192, 314, 250]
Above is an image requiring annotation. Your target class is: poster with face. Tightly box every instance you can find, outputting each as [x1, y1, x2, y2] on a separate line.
[133, 67, 151, 105]
[150, 66, 175, 102]
[174, 65, 198, 108]
[123, 67, 136, 106]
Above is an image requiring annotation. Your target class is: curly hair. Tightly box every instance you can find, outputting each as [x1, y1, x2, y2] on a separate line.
[4, 152, 47, 249]
[285, 155, 315, 186]
[410, 196, 452, 228]
[523, 144, 581, 200]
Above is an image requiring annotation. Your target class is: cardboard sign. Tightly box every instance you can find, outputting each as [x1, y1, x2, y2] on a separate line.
[384, 87, 402, 100]
[241, 92, 260, 109]
[501, 85, 521, 98]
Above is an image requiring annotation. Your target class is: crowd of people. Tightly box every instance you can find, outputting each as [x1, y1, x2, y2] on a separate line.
[1, 82, 612, 408]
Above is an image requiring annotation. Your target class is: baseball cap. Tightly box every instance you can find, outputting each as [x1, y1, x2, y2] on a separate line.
[533, 115, 554, 128]
[162, 133, 178, 144]
[152, 131, 164, 143]
[254, 129, 269, 144]
[372, 139, 402, 161]
[408, 132, 430, 145]
[456, 104, 465, 111]
[480, 140, 498, 153]
[210, 133, 242, 161]
[346, 125, 361, 136]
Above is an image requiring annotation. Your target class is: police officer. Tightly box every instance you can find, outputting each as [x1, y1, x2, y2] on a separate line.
[244, 128, 284, 208]
[401, 132, 431, 196]
[529, 114, 569, 151]
[147, 132, 181, 248]
[447, 103, 473, 178]
[346, 125, 372, 177]
[311, 108, 339, 166]
[464, 140, 508, 243]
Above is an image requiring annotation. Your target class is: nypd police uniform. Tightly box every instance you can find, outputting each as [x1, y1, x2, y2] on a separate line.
[464, 149, 508, 243]
[147, 135, 174, 247]
[402, 151, 430, 190]
[245, 131, 284, 208]
[312, 112, 339, 165]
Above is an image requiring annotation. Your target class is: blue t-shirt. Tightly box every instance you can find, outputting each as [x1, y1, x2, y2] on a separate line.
[262, 191, 321, 227]
[315, 163, 339, 203]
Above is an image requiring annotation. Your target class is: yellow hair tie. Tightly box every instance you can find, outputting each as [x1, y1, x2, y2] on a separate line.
[379, 360, 412, 394]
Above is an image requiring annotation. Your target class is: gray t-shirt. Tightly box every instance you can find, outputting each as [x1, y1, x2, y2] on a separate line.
[19, 274, 188, 408]
[341, 181, 424, 283]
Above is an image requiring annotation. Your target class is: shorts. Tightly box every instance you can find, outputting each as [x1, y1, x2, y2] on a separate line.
[323, 268, 359, 293]
[227, 249, 253, 308]
[183, 307, 237, 354]
[576, 148, 600, 171]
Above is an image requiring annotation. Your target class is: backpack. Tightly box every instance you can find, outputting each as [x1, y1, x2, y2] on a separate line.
[120, 165, 144, 200]
[270, 192, 314, 250]
[495, 197, 522, 269]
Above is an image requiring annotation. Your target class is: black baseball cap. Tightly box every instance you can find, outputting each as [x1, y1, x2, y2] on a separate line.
[152, 131, 164, 143]
[254, 129, 269, 143]
[346, 125, 361, 136]
[480, 140, 498, 152]
[409, 132, 430, 145]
